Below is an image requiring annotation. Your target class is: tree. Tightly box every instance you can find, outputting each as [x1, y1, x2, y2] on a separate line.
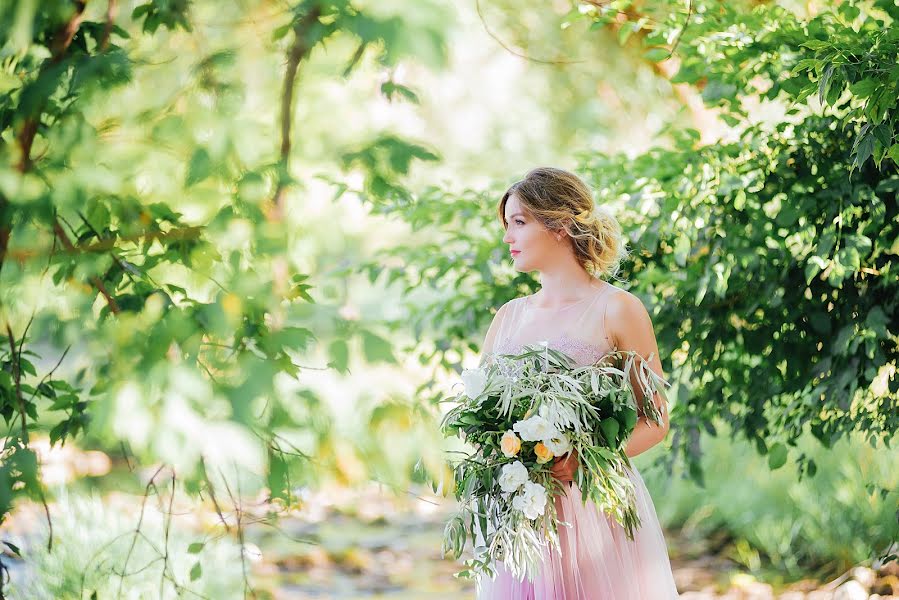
[375, 0, 897, 489]
[0, 1, 447, 591]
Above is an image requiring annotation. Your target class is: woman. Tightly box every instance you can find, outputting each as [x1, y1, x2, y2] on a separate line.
[476, 167, 680, 599]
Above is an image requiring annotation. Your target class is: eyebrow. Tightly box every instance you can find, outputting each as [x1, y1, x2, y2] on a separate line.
[504, 212, 526, 221]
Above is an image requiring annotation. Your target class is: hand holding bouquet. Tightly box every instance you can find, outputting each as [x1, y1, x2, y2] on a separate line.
[440, 342, 670, 581]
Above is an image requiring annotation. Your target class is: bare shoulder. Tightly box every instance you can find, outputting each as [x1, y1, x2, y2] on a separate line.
[489, 297, 518, 326]
[482, 297, 519, 354]
[604, 285, 647, 315]
[496, 297, 519, 317]
[603, 286, 654, 347]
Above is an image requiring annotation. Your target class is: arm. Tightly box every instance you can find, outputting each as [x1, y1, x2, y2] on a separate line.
[552, 290, 671, 482]
[478, 302, 509, 367]
[606, 290, 671, 458]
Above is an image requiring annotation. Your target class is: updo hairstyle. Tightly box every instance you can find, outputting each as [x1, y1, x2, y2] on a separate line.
[498, 167, 629, 280]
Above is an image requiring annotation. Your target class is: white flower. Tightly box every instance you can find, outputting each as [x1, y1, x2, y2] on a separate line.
[461, 368, 488, 400]
[543, 432, 571, 456]
[512, 481, 548, 520]
[513, 415, 558, 442]
[538, 402, 580, 432]
[498, 461, 529, 493]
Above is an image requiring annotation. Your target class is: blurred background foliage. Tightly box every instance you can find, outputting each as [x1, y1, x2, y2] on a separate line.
[0, 0, 896, 597]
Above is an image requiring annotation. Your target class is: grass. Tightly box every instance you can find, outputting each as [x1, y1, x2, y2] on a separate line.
[5, 487, 248, 599]
[637, 425, 898, 583]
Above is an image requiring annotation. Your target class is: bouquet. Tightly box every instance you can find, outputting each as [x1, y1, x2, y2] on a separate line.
[439, 342, 670, 581]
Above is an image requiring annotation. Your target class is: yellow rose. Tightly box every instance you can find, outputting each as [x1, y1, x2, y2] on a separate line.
[534, 442, 554, 464]
[500, 430, 522, 457]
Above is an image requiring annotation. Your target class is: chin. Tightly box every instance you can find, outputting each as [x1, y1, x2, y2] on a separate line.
[514, 262, 534, 273]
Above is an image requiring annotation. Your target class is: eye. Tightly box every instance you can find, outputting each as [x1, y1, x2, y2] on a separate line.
[514, 219, 525, 225]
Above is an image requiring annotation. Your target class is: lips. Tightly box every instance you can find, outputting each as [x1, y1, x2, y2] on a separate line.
[510, 250, 521, 256]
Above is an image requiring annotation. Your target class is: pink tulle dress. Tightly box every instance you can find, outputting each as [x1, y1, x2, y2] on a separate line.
[476, 282, 680, 600]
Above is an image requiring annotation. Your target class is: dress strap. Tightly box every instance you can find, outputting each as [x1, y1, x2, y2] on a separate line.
[599, 285, 620, 351]
[570, 283, 611, 331]
[493, 297, 523, 352]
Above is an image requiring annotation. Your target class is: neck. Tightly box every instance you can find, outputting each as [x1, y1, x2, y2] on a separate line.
[535, 258, 598, 306]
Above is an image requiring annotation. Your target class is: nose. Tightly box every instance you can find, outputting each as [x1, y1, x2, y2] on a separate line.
[502, 228, 513, 244]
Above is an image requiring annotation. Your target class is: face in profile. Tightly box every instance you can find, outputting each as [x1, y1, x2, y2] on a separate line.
[502, 194, 561, 273]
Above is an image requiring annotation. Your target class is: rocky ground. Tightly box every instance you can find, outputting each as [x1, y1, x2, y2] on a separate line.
[247, 485, 898, 600]
[2, 460, 896, 599]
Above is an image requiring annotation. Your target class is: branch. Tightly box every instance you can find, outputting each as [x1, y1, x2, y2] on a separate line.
[52, 219, 121, 314]
[50, 1, 88, 62]
[6, 225, 204, 263]
[38, 488, 53, 553]
[26, 345, 71, 405]
[159, 469, 176, 595]
[220, 466, 258, 600]
[18, 1, 88, 172]
[200, 457, 231, 533]
[272, 6, 323, 213]
[117, 464, 166, 598]
[475, 0, 585, 65]
[75, 211, 162, 291]
[101, 0, 118, 52]
[602, 2, 719, 144]
[668, 0, 694, 57]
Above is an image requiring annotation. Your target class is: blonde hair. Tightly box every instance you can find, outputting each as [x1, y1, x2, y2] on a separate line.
[498, 167, 629, 280]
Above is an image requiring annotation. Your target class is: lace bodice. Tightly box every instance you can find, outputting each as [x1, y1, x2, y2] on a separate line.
[493, 333, 613, 367]
[484, 282, 620, 368]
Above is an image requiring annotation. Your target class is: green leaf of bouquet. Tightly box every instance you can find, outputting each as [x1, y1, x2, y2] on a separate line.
[459, 414, 482, 426]
[600, 418, 620, 446]
[3, 541, 21, 556]
[621, 407, 638, 432]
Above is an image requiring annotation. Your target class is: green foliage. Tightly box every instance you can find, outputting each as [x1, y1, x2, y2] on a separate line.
[1, 0, 895, 586]
[640, 428, 899, 578]
[340, 135, 441, 209]
[0, 0, 448, 568]
[574, 0, 899, 482]
[577, 113, 897, 482]
[0, 335, 87, 522]
[359, 183, 527, 402]
[640, 0, 899, 171]
[132, 1, 193, 34]
[375, 0, 898, 505]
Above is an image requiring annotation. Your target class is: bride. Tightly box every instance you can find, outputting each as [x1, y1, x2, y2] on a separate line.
[476, 167, 680, 599]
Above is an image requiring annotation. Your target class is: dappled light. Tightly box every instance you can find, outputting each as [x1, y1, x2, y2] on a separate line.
[0, 0, 896, 598]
